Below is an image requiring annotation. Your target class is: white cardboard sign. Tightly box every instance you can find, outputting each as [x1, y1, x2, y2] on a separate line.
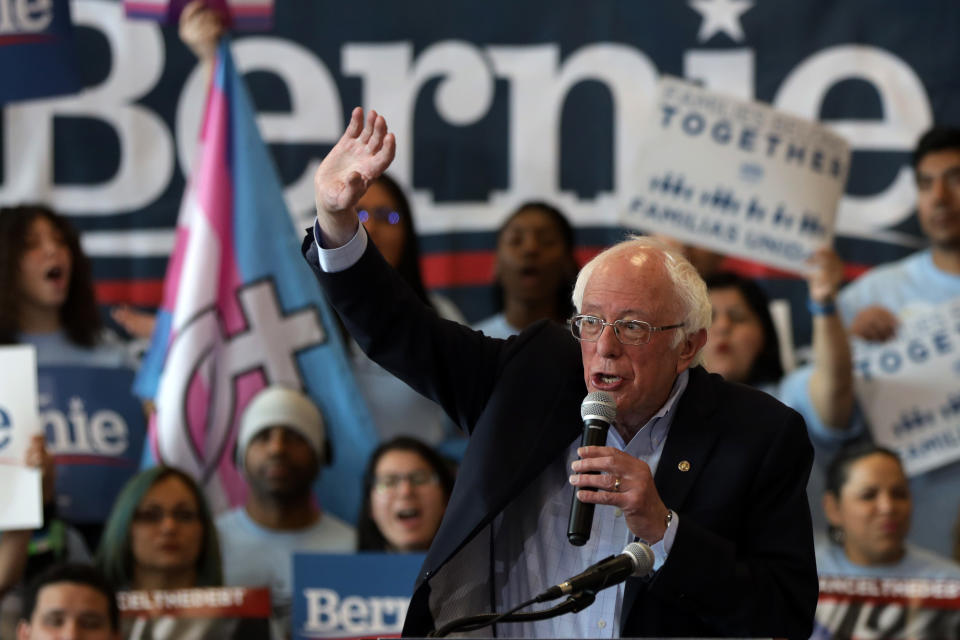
[0, 345, 42, 530]
[622, 77, 850, 274]
[853, 297, 960, 476]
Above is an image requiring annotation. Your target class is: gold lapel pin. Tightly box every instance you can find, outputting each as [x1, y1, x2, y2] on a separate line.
[678, 460, 691, 472]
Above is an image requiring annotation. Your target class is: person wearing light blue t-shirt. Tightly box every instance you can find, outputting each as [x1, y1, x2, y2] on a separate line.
[837, 126, 960, 557]
[472, 201, 579, 339]
[701, 249, 863, 537]
[817, 442, 960, 580]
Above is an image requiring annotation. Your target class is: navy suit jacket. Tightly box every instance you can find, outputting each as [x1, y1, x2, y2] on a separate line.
[303, 234, 818, 638]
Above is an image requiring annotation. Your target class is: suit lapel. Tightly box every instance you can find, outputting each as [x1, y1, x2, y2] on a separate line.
[621, 367, 721, 633]
[653, 367, 722, 509]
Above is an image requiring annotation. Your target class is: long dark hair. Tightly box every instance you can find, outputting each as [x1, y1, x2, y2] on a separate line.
[0, 204, 102, 346]
[491, 201, 578, 322]
[703, 271, 783, 386]
[97, 466, 223, 588]
[357, 436, 456, 551]
[371, 174, 434, 309]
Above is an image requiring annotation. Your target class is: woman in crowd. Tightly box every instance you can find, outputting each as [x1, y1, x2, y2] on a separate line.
[473, 201, 578, 338]
[97, 466, 222, 590]
[348, 174, 468, 451]
[357, 437, 455, 552]
[818, 443, 960, 578]
[700, 248, 860, 532]
[0, 204, 128, 367]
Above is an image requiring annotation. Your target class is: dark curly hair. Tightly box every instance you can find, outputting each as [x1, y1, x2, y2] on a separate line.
[0, 204, 102, 346]
[357, 436, 456, 551]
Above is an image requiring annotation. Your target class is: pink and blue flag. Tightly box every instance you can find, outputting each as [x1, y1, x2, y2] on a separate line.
[135, 38, 376, 521]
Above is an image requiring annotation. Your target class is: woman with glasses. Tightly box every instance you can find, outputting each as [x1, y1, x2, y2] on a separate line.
[357, 437, 455, 552]
[97, 467, 221, 590]
[349, 174, 467, 453]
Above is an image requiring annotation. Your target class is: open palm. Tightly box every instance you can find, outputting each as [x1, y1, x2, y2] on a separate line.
[314, 107, 396, 216]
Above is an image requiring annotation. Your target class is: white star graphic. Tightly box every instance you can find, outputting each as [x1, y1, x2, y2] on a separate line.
[689, 0, 754, 43]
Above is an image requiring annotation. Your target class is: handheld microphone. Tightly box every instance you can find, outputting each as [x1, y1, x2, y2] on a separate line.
[535, 542, 654, 602]
[567, 391, 616, 546]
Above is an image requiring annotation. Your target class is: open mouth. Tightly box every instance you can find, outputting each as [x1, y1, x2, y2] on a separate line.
[593, 374, 623, 387]
[45, 266, 64, 282]
[396, 507, 421, 522]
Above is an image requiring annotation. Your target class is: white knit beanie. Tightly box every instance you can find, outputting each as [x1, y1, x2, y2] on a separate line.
[235, 386, 325, 472]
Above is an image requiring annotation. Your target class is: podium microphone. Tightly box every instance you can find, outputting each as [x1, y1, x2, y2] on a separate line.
[535, 542, 654, 602]
[567, 391, 616, 546]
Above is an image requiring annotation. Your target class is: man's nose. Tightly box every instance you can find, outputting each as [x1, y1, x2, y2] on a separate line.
[595, 323, 622, 356]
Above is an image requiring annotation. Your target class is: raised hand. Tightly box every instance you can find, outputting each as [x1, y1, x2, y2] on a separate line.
[179, 0, 225, 62]
[806, 247, 844, 303]
[313, 108, 395, 246]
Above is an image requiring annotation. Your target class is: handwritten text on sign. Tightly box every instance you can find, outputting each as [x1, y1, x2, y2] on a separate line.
[623, 77, 850, 274]
[853, 297, 960, 476]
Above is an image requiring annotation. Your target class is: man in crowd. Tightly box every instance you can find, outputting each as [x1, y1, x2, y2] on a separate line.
[301, 107, 817, 638]
[839, 126, 960, 555]
[216, 385, 354, 632]
[16, 564, 118, 640]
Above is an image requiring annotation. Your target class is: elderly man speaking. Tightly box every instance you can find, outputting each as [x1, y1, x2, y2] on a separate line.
[302, 108, 817, 639]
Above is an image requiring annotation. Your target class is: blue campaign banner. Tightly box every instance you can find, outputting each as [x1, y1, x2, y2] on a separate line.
[291, 552, 425, 640]
[0, 0, 81, 103]
[1, 0, 959, 346]
[38, 366, 147, 523]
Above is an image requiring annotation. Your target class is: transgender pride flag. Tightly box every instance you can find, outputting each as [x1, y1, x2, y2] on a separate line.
[135, 38, 377, 521]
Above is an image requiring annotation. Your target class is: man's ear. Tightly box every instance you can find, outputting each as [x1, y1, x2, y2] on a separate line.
[677, 328, 707, 372]
[16, 620, 31, 640]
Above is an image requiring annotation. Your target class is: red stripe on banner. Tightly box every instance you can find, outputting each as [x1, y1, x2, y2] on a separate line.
[720, 256, 871, 281]
[53, 455, 137, 467]
[0, 34, 55, 45]
[95, 280, 165, 306]
[818, 576, 960, 608]
[96, 253, 872, 304]
[421, 246, 605, 289]
[118, 587, 272, 618]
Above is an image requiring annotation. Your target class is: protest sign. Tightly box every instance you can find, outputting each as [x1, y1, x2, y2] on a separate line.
[0, 345, 42, 530]
[118, 586, 271, 639]
[623, 77, 850, 274]
[853, 297, 960, 476]
[815, 575, 960, 639]
[38, 366, 147, 522]
[292, 552, 424, 640]
[0, 345, 40, 464]
[123, 0, 273, 30]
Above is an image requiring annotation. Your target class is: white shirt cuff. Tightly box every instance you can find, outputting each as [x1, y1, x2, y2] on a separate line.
[313, 218, 367, 273]
[650, 511, 678, 572]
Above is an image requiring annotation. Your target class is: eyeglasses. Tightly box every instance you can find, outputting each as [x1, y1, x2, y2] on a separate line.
[133, 507, 200, 525]
[373, 470, 439, 493]
[570, 314, 684, 346]
[358, 207, 402, 225]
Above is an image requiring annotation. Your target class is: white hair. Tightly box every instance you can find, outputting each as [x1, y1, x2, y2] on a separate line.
[571, 235, 712, 366]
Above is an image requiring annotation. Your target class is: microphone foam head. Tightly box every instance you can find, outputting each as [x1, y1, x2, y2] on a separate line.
[581, 391, 616, 422]
[623, 541, 655, 576]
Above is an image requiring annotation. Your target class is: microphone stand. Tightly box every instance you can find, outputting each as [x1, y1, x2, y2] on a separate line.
[427, 590, 597, 638]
